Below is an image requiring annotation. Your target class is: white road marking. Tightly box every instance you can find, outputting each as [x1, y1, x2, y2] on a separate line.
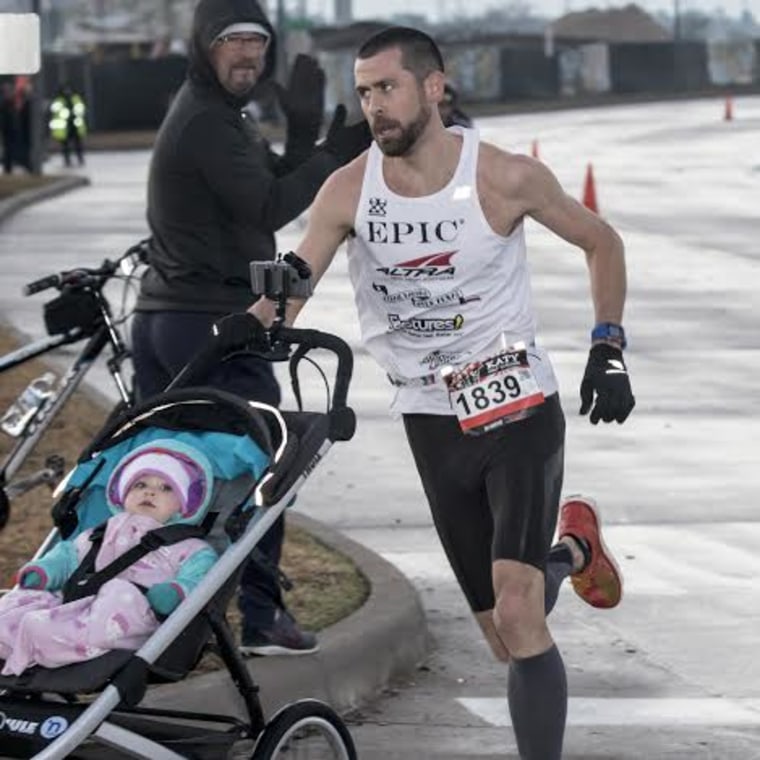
[459, 697, 760, 727]
[382, 523, 760, 598]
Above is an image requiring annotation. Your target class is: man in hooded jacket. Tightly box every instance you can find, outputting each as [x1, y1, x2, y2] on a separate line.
[131, 0, 371, 655]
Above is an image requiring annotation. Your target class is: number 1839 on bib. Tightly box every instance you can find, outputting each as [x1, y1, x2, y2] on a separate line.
[441, 344, 545, 435]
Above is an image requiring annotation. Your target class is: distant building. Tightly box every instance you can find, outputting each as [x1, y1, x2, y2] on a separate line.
[550, 4, 670, 43]
[45, 1, 193, 58]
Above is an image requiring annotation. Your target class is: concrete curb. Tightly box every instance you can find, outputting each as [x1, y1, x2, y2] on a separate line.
[0, 174, 91, 226]
[142, 511, 430, 717]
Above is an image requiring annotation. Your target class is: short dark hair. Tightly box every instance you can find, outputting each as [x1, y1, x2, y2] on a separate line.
[357, 26, 444, 82]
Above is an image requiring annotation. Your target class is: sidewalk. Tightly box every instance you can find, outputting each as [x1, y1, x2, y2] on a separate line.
[0, 171, 429, 718]
[0, 173, 90, 225]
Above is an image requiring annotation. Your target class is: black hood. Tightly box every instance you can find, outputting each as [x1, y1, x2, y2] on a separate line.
[188, 0, 277, 105]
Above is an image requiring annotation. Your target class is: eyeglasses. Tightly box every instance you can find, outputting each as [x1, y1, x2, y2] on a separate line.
[215, 32, 269, 50]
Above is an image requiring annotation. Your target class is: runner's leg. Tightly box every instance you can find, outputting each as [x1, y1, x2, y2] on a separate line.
[484, 395, 568, 758]
[403, 399, 569, 661]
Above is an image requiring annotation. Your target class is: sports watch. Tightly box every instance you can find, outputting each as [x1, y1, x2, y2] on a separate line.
[591, 322, 627, 349]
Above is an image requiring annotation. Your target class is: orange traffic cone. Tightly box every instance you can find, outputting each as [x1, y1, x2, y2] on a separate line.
[724, 96, 733, 121]
[531, 139, 540, 159]
[582, 163, 598, 214]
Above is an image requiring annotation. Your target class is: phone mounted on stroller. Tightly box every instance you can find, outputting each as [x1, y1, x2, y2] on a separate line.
[247, 250, 313, 356]
[250, 251, 314, 305]
[171, 252, 354, 440]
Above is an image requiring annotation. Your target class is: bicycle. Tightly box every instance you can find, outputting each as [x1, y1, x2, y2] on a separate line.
[0, 239, 149, 529]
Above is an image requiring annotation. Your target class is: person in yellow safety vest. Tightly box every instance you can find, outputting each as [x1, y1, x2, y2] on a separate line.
[49, 83, 86, 167]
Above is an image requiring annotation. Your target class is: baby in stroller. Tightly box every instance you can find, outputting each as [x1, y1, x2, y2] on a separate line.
[0, 440, 218, 676]
[0, 311, 358, 759]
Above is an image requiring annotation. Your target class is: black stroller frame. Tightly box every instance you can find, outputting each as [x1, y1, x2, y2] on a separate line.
[0, 314, 358, 759]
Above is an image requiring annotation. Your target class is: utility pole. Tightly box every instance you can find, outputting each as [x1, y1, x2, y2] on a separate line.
[673, 0, 681, 40]
[29, 0, 46, 175]
[162, 0, 174, 37]
[276, 0, 288, 79]
[334, 0, 352, 25]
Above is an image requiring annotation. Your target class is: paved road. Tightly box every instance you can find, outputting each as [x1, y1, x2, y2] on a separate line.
[1, 94, 759, 758]
[287, 95, 760, 759]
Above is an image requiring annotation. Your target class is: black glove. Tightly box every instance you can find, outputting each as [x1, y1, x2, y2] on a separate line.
[275, 54, 325, 160]
[321, 104, 372, 165]
[579, 343, 635, 424]
[212, 313, 268, 353]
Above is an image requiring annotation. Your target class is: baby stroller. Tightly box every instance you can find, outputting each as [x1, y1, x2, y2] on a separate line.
[0, 311, 358, 759]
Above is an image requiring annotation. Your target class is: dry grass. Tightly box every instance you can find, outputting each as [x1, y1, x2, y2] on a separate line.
[0, 326, 368, 641]
[0, 174, 61, 200]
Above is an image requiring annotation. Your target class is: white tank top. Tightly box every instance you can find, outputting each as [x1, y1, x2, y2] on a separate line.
[348, 127, 558, 416]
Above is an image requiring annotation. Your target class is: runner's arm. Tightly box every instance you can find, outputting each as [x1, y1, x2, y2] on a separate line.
[248, 160, 362, 327]
[514, 156, 627, 326]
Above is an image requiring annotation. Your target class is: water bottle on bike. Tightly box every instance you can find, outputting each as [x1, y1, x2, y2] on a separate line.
[1, 372, 57, 438]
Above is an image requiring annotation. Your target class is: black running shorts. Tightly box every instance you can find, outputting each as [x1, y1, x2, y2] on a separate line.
[402, 393, 565, 613]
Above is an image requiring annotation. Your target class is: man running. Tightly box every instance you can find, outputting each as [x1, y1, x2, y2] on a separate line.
[250, 26, 635, 759]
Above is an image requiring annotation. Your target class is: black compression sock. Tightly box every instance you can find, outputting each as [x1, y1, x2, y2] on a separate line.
[508, 644, 567, 760]
[547, 541, 574, 568]
[544, 543, 574, 615]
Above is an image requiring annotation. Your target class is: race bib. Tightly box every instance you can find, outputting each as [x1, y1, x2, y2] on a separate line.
[441, 344, 545, 435]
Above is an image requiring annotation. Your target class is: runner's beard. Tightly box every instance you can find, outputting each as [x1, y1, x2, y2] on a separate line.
[375, 102, 432, 157]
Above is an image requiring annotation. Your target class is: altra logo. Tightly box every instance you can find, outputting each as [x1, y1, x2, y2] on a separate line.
[377, 251, 458, 280]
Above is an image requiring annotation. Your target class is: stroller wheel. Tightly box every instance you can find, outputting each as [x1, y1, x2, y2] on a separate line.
[251, 698, 356, 759]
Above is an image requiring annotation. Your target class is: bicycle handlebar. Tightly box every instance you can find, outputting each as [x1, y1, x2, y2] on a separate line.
[23, 266, 109, 296]
[23, 273, 64, 295]
[22, 239, 150, 297]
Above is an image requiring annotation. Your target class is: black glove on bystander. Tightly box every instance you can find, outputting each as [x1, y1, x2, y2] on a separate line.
[321, 104, 372, 165]
[275, 54, 325, 161]
[579, 343, 635, 424]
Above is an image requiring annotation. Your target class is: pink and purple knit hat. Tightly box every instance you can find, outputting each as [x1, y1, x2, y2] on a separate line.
[106, 439, 213, 524]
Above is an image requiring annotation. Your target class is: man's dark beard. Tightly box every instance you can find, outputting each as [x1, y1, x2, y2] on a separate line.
[375, 102, 432, 157]
[222, 61, 258, 96]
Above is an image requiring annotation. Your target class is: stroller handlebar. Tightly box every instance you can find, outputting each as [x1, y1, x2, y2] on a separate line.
[275, 325, 353, 411]
[169, 313, 354, 412]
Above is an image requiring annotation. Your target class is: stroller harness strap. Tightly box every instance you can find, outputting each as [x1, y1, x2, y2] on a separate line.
[61, 521, 210, 604]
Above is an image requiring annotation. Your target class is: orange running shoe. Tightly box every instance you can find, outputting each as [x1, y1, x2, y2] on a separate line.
[557, 495, 623, 609]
